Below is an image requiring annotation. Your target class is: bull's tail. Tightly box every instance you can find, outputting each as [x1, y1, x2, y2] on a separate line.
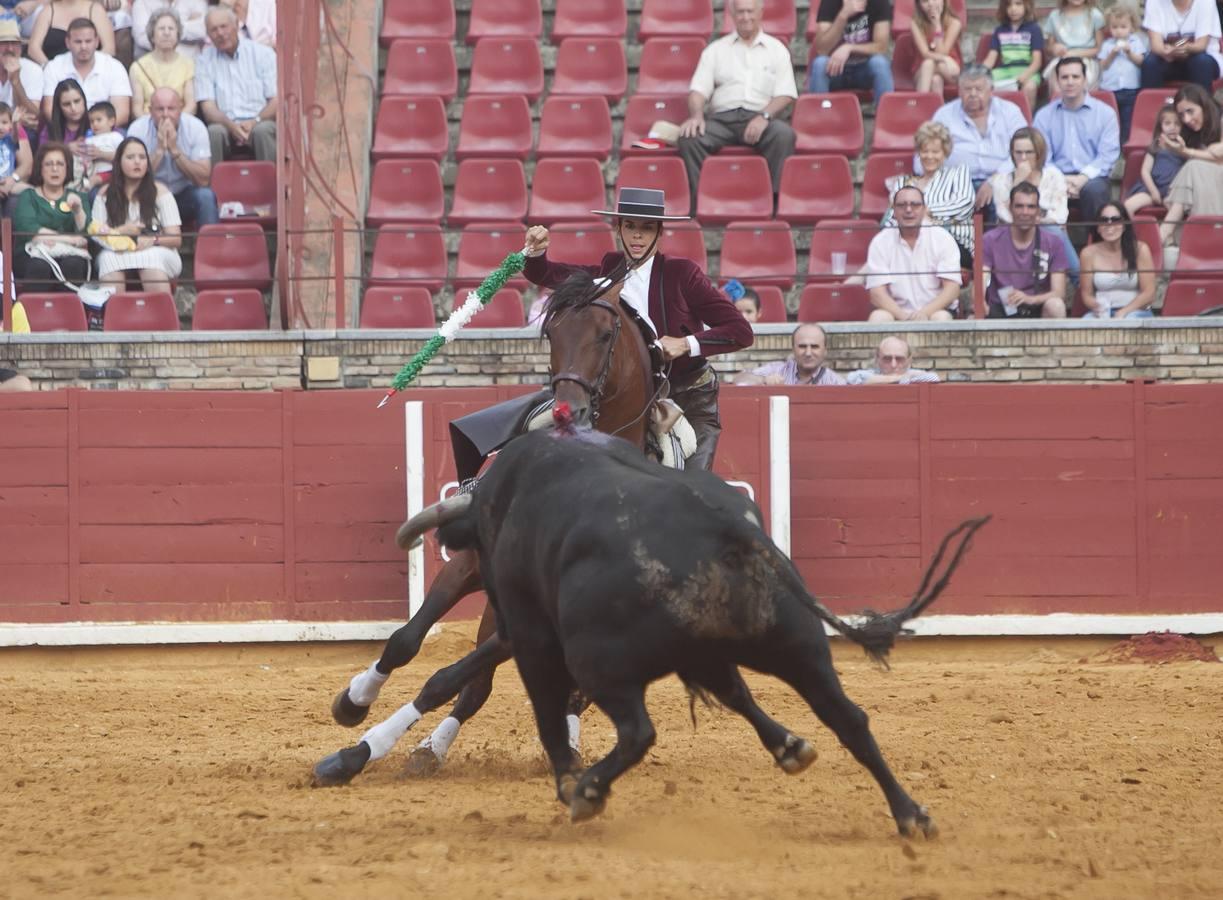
[799, 516, 990, 667]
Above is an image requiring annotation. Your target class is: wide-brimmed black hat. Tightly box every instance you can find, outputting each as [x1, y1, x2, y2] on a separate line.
[591, 187, 690, 221]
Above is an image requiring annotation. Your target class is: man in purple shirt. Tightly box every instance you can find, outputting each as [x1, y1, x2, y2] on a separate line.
[982, 182, 1069, 318]
[735, 323, 846, 385]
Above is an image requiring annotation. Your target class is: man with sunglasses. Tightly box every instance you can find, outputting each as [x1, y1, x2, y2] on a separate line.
[847, 336, 940, 385]
[864, 185, 962, 323]
[983, 182, 1069, 318]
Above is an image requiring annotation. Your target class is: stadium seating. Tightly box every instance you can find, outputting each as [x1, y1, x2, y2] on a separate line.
[536, 96, 613, 160]
[717, 0, 794, 43]
[550, 0, 627, 42]
[550, 37, 628, 101]
[527, 158, 607, 224]
[871, 92, 943, 152]
[455, 223, 530, 290]
[797, 283, 873, 322]
[359, 286, 436, 328]
[448, 158, 529, 225]
[1132, 215, 1164, 274]
[636, 38, 706, 95]
[719, 221, 796, 290]
[465, 0, 542, 44]
[1161, 280, 1222, 316]
[974, 31, 991, 63]
[468, 289, 527, 327]
[192, 290, 268, 330]
[637, 0, 714, 41]
[1125, 89, 1176, 152]
[889, 33, 920, 93]
[621, 95, 690, 156]
[454, 95, 533, 160]
[547, 221, 617, 265]
[103, 292, 180, 331]
[751, 285, 788, 323]
[1173, 217, 1223, 281]
[209, 161, 277, 226]
[193, 223, 273, 291]
[993, 89, 1033, 122]
[366, 159, 444, 226]
[807, 218, 876, 282]
[860, 152, 913, 218]
[695, 156, 773, 225]
[661, 219, 708, 271]
[615, 156, 691, 217]
[17, 293, 87, 332]
[382, 39, 457, 101]
[369, 225, 448, 291]
[777, 155, 854, 225]
[371, 95, 449, 161]
[380, 0, 455, 45]
[791, 94, 865, 157]
[467, 37, 545, 101]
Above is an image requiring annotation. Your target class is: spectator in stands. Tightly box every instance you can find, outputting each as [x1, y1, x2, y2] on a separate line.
[81, 99, 122, 189]
[865, 185, 962, 323]
[90, 136, 183, 291]
[722, 278, 761, 322]
[847, 336, 941, 384]
[735, 323, 846, 385]
[7, 0, 43, 42]
[983, 182, 1068, 318]
[1158, 84, 1223, 245]
[983, 0, 1043, 111]
[39, 79, 91, 189]
[1080, 202, 1156, 317]
[40, 17, 132, 125]
[677, 0, 797, 212]
[1041, 0, 1105, 93]
[910, 0, 962, 96]
[107, 0, 134, 68]
[883, 121, 975, 263]
[0, 101, 33, 215]
[1124, 104, 1185, 216]
[0, 366, 33, 389]
[133, 0, 206, 58]
[130, 8, 196, 117]
[195, 4, 277, 163]
[126, 86, 217, 225]
[933, 64, 1028, 211]
[1033, 57, 1119, 238]
[212, 0, 274, 48]
[0, 18, 43, 131]
[1141, 0, 1223, 91]
[12, 141, 91, 291]
[28, 0, 116, 65]
[1097, 4, 1144, 142]
[807, 0, 893, 102]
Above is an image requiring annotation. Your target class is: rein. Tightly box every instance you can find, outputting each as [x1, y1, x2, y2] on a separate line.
[548, 298, 623, 426]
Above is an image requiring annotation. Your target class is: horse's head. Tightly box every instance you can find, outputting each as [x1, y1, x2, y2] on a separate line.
[542, 271, 627, 428]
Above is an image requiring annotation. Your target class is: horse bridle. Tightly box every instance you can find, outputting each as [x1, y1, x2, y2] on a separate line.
[548, 298, 622, 426]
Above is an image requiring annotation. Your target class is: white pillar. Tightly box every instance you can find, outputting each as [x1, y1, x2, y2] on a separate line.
[768, 395, 791, 557]
[404, 400, 425, 618]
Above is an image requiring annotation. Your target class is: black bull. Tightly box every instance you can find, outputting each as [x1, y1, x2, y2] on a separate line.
[395, 426, 988, 831]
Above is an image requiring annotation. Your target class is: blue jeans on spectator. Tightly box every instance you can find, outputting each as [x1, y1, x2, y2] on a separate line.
[807, 54, 893, 102]
[1113, 88, 1139, 145]
[174, 185, 219, 228]
[1042, 225, 1081, 287]
[1140, 51, 1221, 91]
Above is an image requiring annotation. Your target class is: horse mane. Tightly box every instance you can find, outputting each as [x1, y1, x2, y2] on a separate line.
[541, 262, 631, 333]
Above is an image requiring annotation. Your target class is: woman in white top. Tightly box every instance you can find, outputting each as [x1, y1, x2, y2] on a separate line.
[881, 120, 976, 262]
[1140, 0, 1223, 89]
[1080, 201, 1156, 317]
[91, 136, 183, 292]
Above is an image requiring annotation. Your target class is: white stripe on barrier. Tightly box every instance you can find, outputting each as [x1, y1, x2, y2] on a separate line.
[768, 395, 791, 557]
[405, 401, 425, 619]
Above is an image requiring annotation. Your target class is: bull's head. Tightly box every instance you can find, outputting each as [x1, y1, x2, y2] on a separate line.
[396, 493, 473, 550]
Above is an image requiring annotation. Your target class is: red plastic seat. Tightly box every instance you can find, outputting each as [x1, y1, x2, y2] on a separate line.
[550, 0, 627, 42]
[621, 95, 689, 155]
[547, 221, 617, 266]
[360, 286, 436, 328]
[695, 156, 773, 225]
[751, 285, 788, 323]
[1125, 89, 1176, 152]
[860, 152, 913, 218]
[210, 160, 277, 226]
[662, 219, 708, 271]
[192, 289, 267, 330]
[528, 157, 607, 225]
[468, 37, 544, 100]
[796, 283, 872, 322]
[638, 0, 713, 41]
[455, 94, 533, 160]
[536, 95, 613, 160]
[372, 95, 449, 161]
[193, 223, 272, 291]
[777, 155, 853, 225]
[366, 158, 444, 226]
[718, 0, 794, 43]
[455, 222, 529, 290]
[380, 0, 455, 45]
[890, 32, 920, 92]
[1173, 216, 1223, 281]
[550, 38, 627, 101]
[807, 218, 875, 282]
[974, 31, 991, 63]
[1121, 149, 1146, 197]
[103, 292, 179, 331]
[1089, 89, 1119, 118]
[719, 221, 796, 290]
[369, 225, 447, 291]
[1161, 280, 1222, 316]
[993, 89, 1033, 122]
[791, 94, 865, 157]
[871, 92, 943, 152]
[636, 38, 706, 95]
[17, 292, 86, 331]
[614, 156, 691, 217]
[1132, 215, 1164, 274]
[468, 288, 526, 327]
[465, 0, 541, 44]
[448, 158, 529, 226]
[382, 39, 457, 101]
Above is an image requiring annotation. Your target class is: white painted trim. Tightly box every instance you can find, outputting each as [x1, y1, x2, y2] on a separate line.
[768, 395, 791, 557]
[405, 401, 425, 619]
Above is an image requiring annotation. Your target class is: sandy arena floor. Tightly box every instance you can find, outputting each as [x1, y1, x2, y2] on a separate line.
[2, 624, 1220, 900]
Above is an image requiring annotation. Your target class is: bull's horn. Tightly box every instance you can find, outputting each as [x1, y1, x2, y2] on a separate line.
[395, 494, 473, 550]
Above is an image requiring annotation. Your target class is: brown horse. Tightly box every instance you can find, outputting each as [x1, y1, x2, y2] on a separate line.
[315, 271, 659, 785]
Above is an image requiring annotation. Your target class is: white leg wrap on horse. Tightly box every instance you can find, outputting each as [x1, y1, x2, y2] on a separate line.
[419, 716, 461, 761]
[348, 661, 389, 707]
[567, 714, 581, 753]
[360, 702, 422, 761]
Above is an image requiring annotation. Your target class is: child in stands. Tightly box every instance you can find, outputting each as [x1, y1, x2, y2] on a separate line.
[1124, 105, 1186, 215]
[984, 0, 1044, 110]
[0, 102, 31, 210]
[1042, 0, 1105, 93]
[1097, 4, 1145, 142]
[83, 101, 124, 191]
[911, 0, 963, 96]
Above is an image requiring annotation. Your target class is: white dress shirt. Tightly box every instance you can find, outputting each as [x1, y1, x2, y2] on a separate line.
[622, 255, 702, 357]
[689, 30, 798, 114]
[42, 51, 133, 106]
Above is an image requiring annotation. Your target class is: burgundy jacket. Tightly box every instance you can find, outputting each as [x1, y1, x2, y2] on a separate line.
[524, 251, 754, 382]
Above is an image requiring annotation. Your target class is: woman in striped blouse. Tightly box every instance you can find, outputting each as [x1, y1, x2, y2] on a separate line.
[881, 120, 976, 264]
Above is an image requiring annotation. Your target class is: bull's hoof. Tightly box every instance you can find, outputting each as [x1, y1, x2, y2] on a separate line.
[312, 742, 373, 787]
[569, 787, 607, 823]
[775, 735, 817, 775]
[557, 773, 580, 805]
[403, 745, 443, 779]
[897, 805, 937, 839]
[331, 688, 370, 728]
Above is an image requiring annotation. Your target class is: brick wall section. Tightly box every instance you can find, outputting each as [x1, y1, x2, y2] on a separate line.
[7, 321, 1223, 389]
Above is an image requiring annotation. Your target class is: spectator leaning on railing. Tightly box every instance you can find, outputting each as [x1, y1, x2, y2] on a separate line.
[734, 323, 847, 385]
[847, 336, 941, 385]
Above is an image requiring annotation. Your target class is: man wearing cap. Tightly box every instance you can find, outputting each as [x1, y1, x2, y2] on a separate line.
[0, 18, 42, 130]
[523, 187, 754, 471]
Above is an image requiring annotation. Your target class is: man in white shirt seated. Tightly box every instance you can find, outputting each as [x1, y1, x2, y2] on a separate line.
[0, 18, 42, 131]
[864, 185, 962, 323]
[195, 4, 277, 163]
[40, 17, 132, 125]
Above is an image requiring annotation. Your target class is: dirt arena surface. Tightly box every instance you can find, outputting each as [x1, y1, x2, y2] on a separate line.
[3, 625, 1220, 900]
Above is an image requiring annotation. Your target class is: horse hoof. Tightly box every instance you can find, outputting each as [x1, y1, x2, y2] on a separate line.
[569, 789, 606, 823]
[897, 806, 937, 839]
[776, 736, 817, 775]
[404, 745, 443, 779]
[331, 688, 370, 727]
[557, 773, 580, 805]
[312, 742, 373, 787]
